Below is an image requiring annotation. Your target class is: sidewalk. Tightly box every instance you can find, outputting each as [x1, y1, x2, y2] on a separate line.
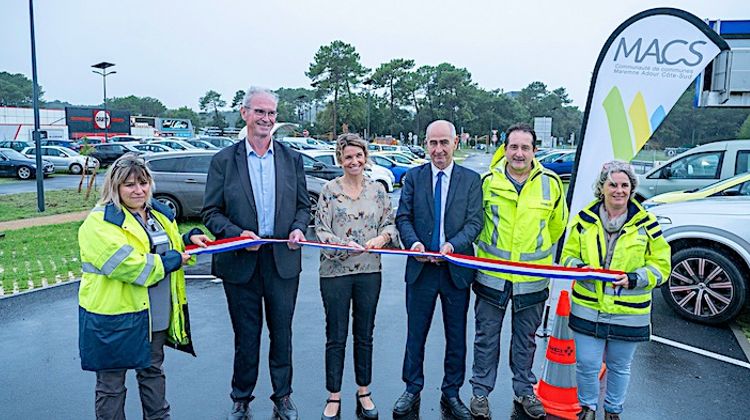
[0, 210, 89, 231]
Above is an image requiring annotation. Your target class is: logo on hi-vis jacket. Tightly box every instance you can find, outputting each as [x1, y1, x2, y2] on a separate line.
[602, 87, 666, 161]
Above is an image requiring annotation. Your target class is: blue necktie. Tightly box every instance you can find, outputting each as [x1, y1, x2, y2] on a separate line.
[431, 171, 444, 251]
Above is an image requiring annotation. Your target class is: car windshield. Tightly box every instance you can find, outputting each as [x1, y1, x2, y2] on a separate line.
[2, 149, 29, 160]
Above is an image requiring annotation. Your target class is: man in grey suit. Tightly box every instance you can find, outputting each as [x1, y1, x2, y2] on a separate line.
[393, 120, 483, 419]
[202, 87, 310, 420]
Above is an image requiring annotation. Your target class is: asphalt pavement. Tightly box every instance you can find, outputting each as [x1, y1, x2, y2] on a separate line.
[2, 151, 749, 419]
[0, 173, 97, 195]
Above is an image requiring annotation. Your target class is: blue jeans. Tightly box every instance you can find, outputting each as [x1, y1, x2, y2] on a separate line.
[573, 331, 639, 414]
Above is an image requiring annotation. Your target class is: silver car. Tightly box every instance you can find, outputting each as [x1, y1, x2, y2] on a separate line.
[147, 150, 323, 220]
[21, 145, 98, 174]
[649, 197, 750, 324]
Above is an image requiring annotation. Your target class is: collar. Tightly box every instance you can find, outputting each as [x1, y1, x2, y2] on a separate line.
[246, 138, 274, 158]
[103, 199, 174, 227]
[431, 161, 454, 179]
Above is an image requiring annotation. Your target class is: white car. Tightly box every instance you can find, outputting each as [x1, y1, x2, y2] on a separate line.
[282, 137, 333, 150]
[149, 139, 197, 151]
[302, 149, 395, 192]
[21, 145, 98, 174]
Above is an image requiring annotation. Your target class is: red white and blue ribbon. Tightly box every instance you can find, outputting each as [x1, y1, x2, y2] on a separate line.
[186, 237, 623, 282]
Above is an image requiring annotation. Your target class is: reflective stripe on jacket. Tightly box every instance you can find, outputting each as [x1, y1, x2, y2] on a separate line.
[476, 156, 568, 295]
[561, 199, 671, 340]
[78, 200, 193, 370]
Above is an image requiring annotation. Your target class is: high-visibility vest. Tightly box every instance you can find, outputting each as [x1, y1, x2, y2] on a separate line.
[560, 199, 671, 329]
[476, 156, 568, 295]
[78, 202, 191, 348]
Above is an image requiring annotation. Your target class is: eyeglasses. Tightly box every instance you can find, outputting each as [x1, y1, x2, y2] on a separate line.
[244, 106, 277, 119]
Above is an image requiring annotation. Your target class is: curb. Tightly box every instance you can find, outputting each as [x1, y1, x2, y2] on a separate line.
[729, 322, 750, 363]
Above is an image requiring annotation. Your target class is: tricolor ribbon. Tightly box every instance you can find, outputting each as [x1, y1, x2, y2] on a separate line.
[186, 236, 623, 282]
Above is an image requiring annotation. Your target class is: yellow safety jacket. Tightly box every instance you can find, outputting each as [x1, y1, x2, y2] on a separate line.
[561, 199, 671, 340]
[78, 201, 194, 371]
[476, 152, 568, 295]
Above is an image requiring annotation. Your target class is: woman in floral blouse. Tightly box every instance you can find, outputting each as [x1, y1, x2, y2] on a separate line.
[315, 133, 399, 420]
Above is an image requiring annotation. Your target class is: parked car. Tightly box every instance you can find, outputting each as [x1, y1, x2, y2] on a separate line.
[150, 139, 197, 151]
[197, 136, 235, 149]
[279, 139, 317, 150]
[643, 172, 750, 208]
[650, 197, 750, 324]
[21, 146, 98, 174]
[282, 137, 333, 150]
[540, 150, 576, 179]
[368, 143, 399, 153]
[185, 139, 220, 150]
[146, 149, 322, 220]
[88, 143, 144, 166]
[130, 143, 172, 154]
[635, 139, 750, 200]
[79, 136, 107, 144]
[0, 148, 54, 179]
[300, 153, 343, 180]
[370, 154, 413, 184]
[376, 151, 428, 165]
[407, 145, 426, 158]
[0, 140, 33, 152]
[110, 135, 143, 143]
[41, 139, 80, 151]
[302, 149, 395, 192]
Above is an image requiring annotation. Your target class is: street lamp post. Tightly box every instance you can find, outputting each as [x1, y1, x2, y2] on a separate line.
[91, 62, 116, 140]
[363, 79, 374, 141]
[28, 0, 44, 212]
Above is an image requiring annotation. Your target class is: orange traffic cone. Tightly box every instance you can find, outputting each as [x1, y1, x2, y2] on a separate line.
[534, 290, 580, 420]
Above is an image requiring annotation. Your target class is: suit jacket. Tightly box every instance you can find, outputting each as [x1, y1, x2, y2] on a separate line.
[396, 162, 483, 289]
[201, 140, 310, 283]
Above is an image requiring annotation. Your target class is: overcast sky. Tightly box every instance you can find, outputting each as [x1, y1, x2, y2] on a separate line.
[1, 1, 746, 111]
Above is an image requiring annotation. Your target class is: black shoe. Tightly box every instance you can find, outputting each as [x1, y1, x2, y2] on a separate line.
[228, 401, 251, 420]
[273, 395, 298, 420]
[321, 398, 341, 420]
[439, 394, 472, 420]
[392, 391, 420, 416]
[514, 394, 545, 419]
[356, 391, 378, 419]
[604, 411, 621, 420]
[578, 406, 596, 420]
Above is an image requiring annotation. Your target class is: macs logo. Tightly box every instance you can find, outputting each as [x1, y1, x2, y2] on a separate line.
[613, 37, 707, 67]
[602, 86, 665, 161]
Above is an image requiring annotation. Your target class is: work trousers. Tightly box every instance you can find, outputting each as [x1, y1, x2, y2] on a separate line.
[223, 246, 300, 403]
[470, 296, 545, 397]
[320, 272, 382, 393]
[574, 331, 639, 414]
[95, 330, 170, 420]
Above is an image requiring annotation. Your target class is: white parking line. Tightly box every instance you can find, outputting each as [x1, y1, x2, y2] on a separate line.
[651, 335, 750, 370]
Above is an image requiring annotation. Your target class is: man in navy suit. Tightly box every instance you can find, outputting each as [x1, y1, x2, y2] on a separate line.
[393, 120, 483, 419]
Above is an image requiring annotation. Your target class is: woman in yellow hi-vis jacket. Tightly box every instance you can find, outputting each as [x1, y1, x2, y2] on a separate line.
[561, 161, 670, 420]
[78, 153, 209, 420]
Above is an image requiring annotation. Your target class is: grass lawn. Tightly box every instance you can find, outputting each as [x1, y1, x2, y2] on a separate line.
[0, 189, 100, 222]
[0, 219, 209, 294]
[737, 307, 750, 344]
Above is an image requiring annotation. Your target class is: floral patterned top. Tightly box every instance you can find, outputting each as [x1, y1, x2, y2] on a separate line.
[314, 176, 400, 278]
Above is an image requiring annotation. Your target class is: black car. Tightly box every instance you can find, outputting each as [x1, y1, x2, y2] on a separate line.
[41, 139, 81, 151]
[0, 148, 55, 179]
[300, 153, 343, 180]
[408, 145, 426, 158]
[88, 143, 144, 166]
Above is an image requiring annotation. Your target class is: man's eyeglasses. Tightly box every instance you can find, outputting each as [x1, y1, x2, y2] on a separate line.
[244, 106, 277, 119]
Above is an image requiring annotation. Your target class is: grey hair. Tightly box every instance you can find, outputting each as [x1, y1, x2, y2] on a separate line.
[242, 86, 279, 108]
[593, 160, 638, 200]
[425, 120, 457, 140]
[98, 153, 154, 210]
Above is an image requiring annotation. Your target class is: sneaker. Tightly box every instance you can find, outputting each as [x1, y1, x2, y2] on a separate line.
[605, 411, 621, 420]
[578, 406, 596, 420]
[514, 394, 545, 419]
[469, 395, 490, 418]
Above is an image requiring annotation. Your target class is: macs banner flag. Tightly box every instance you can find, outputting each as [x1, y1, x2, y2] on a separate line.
[568, 8, 729, 216]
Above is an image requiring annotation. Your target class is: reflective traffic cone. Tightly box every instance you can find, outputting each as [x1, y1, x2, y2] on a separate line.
[534, 290, 580, 420]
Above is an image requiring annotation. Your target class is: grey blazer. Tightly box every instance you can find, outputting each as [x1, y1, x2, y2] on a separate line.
[396, 162, 483, 289]
[201, 140, 310, 282]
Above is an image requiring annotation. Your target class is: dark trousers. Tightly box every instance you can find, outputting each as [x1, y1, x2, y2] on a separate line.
[403, 263, 470, 398]
[320, 272, 382, 393]
[95, 330, 170, 420]
[223, 246, 300, 402]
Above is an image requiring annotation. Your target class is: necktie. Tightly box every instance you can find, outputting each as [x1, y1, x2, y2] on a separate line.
[431, 171, 444, 251]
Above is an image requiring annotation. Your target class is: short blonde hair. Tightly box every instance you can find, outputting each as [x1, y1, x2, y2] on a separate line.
[335, 133, 369, 164]
[98, 153, 154, 210]
[593, 160, 638, 200]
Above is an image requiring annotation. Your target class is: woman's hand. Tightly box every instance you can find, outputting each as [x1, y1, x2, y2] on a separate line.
[189, 234, 211, 248]
[611, 273, 630, 288]
[180, 252, 191, 265]
[365, 234, 388, 249]
[347, 241, 366, 255]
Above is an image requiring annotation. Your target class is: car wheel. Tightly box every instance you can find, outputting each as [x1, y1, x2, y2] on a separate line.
[155, 195, 181, 219]
[17, 166, 32, 180]
[661, 247, 747, 324]
[377, 180, 389, 192]
[69, 163, 83, 175]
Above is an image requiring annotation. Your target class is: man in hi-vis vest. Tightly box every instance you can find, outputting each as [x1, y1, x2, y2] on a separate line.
[469, 123, 568, 419]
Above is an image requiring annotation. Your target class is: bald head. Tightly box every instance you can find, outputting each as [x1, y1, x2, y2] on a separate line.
[425, 120, 458, 170]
